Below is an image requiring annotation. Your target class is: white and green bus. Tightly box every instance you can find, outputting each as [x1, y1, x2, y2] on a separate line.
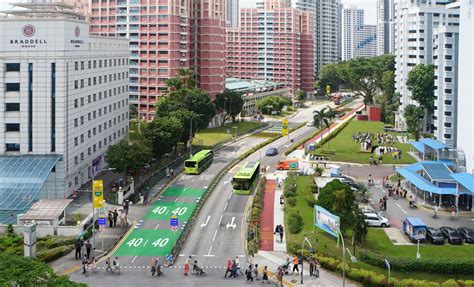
[232, 161, 261, 195]
[184, 150, 214, 174]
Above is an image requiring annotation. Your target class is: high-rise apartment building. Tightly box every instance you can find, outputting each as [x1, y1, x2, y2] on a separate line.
[393, 0, 459, 131]
[227, 0, 239, 27]
[457, 0, 474, 172]
[0, 3, 129, 222]
[90, 0, 226, 121]
[226, 0, 314, 95]
[433, 23, 459, 148]
[314, 0, 339, 76]
[342, 6, 376, 60]
[337, 3, 343, 60]
[376, 0, 395, 55]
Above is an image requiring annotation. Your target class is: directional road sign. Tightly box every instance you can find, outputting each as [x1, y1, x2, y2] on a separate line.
[170, 215, 179, 231]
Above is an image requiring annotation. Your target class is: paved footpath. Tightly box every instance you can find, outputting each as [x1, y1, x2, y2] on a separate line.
[259, 179, 276, 251]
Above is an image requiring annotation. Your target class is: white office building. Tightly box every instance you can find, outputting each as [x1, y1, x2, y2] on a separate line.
[342, 6, 377, 60]
[376, 0, 395, 55]
[0, 2, 129, 222]
[393, 0, 459, 131]
[433, 24, 459, 148]
[227, 0, 239, 27]
[457, 0, 474, 173]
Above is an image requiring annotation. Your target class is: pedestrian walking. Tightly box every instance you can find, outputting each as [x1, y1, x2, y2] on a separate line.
[113, 209, 118, 227]
[108, 211, 113, 228]
[235, 256, 241, 276]
[74, 238, 83, 260]
[90, 257, 97, 273]
[279, 194, 284, 208]
[383, 196, 387, 211]
[81, 255, 87, 275]
[278, 225, 284, 243]
[224, 258, 232, 278]
[246, 264, 254, 282]
[254, 263, 259, 280]
[262, 266, 270, 284]
[170, 168, 174, 176]
[119, 210, 127, 227]
[166, 167, 170, 178]
[309, 257, 315, 277]
[277, 267, 284, 287]
[105, 257, 113, 272]
[85, 240, 92, 259]
[151, 257, 157, 277]
[143, 192, 148, 205]
[184, 256, 192, 276]
[292, 255, 299, 274]
[113, 257, 120, 274]
[231, 260, 238, 278]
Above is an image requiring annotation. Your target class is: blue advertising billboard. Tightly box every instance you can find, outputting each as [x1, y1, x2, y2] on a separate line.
[314, 205, 340, 238]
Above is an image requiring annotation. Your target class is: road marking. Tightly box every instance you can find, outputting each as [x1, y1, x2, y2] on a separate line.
[223, 202, 228, 211]
[395, 202, 408, 214]
[212, 229, 218, 242]
[154, 223, 160, 230]
[228, 192, 232, 200]
[218, 215, 223, 226]
[143, 239, 148, 247]
[207, 245, 213, 256]
[226, 217, 237, 230]
[131, 256, 137, 264]
[174, 198, 179, 202]
[200, 215, 211, 228]
[224, 176, 232, 184]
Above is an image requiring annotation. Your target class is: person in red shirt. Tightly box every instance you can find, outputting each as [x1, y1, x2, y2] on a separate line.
[224, 258, 232, 278]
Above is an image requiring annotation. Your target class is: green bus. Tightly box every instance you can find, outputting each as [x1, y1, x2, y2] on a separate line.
[184, 150, 214, 174]
[232, 161, 261, 195]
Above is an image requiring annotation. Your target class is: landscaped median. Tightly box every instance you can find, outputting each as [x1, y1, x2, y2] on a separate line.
[193, 121, 264, 147]
[283, 174, 474, 287]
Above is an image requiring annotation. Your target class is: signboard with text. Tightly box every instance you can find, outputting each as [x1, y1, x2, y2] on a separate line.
[281, 118, 289, 136]
[314, 205, 340, 238]
[93, 180, 104, 209]
[170, 215, 179, 231]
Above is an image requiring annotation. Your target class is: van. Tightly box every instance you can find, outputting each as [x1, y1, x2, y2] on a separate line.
[276, 159, 298, 170]
[363, 212, 389, 228]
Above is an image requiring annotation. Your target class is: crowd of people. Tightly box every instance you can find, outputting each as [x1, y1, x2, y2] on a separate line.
[353, 132, 403, 164]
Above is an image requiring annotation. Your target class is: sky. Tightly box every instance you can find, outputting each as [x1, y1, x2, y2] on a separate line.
[239, 0, 377, 25]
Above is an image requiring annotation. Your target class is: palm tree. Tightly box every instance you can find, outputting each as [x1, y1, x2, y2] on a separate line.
[177, 68, 196, 88]
[313, 107, 336, 149]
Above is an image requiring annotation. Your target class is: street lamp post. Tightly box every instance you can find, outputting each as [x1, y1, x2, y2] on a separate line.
[301, 236, 313, 284]
[338, 227, 346, 287]
[91, 167, 116, 250]
[189, 114, 203, 157]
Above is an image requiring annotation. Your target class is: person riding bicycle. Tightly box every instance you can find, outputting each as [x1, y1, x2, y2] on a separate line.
[193, 260, 204, 275]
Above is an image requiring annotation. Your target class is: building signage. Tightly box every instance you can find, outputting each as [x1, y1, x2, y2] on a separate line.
[93, 180, 104, 209]
[71, 26, 84, 46]
[10, 24, 48, 48]
[314, 205, 340, 238]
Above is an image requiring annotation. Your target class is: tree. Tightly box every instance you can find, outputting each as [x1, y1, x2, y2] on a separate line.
[404, 104, 424, 140]
[129, 104, 138, 120]
[296, 90, 307, 101]
[352, 209, 369, 247]
[340, 57, 380, 105]
[177, 68, 196, 88]
[214, 89, 245, 124]
[105, 139, 152, 175]
[256, 96, 292, 114]
[144, 116, 183, 158]
[376, 70, 399, 125]
[313, 107, 336, 148]
[406, 64, 436, 132]
[316, 63, 345, 95]
[0, 253, 86, 286]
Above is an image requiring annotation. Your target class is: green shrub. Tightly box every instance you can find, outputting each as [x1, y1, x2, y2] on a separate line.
[441, 280, 459, 287]
[310, 184, 319, 193]
[37, 245, 74, 263]
[37, 236, 75, 249]
[304, 193, 315, 207]
[287, 211, 303, 234]
[286, 197, 296, 206]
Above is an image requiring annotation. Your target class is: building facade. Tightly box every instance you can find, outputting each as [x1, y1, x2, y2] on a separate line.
[457, 0, 474, 173]
[376, 0, 395, 55]
[433, 24, 459, 148]
[342, 6, 376, 60]
[0, 5, 129, 210]
[227, 0, 239, 27]
[394, 0, 459, 131]
[226, 0, 314, 95]
[90, 0, 226, 121]
[314, 0, 339, 76]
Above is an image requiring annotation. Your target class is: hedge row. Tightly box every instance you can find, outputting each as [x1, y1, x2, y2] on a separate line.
[37, 245, 75, 263]
[359, 250, 474, 275]
[284, 128, 322, 155]
[298, 250, 474, 287]
[239, 135, 281, 160]
[315, 117, 352, 149]
[247, 177, 266, 256]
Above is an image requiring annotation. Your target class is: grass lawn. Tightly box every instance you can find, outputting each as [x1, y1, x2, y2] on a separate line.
[283, 175, 474, 282]
[320, 120, 416, 164]
[193, 121, 262, 147]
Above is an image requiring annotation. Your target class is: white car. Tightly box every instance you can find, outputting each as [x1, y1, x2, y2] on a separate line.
[363, 212, 389, 228]
[307, 121, 314, 127]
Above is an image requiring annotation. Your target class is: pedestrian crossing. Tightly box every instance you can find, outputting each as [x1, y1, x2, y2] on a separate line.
[96, 265, 228, 269]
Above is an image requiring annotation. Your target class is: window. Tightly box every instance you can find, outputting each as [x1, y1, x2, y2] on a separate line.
[6, 83, 20, 91]
[74, 156, 78, 164]
[88, 147, 91, 155]
[444, 122, 452, 128]
[444, 111, 452, 116]
[5, 103, 20, 111]
[88, 61, 91, 69]
[5, 143, 20, 151]
[5, 123, 20, 132]
[93, 60, 97, 68]
[88, 130, 91, 138]
[80, 152, 84, 160]
[444, 100, 452, 105]
[80, 116, 84, 125]
[74, 118, 78, 127]
[80, 79, 84, 88]
[74, 99, 79, 108]
[75, 62, 78, 70]
[81, 61, 84, 70]
[99, 60, 102, 68]
[444, 134, 452, 139]
[80, 134, 84, 143]
[74, 137, 78, 146]
[6, 63, 20, 71]
[81, 97, 84, 106]
[93, 144, 97, 152]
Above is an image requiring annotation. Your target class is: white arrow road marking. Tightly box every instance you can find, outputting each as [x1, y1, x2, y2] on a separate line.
[201, 215, 211, 228]
[395, 202, 408, 214]
[224, 177, 232, 184]
[226, 217, 237, 230]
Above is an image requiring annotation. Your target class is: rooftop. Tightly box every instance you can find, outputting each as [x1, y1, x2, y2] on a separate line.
[225, 77, 284, 93]
[20, 199, 72, 221]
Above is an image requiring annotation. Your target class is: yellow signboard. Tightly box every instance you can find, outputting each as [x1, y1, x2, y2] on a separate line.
[282, 118, 289, 136]
[326, 85, 331, 95]
[93, 180, 104, 209]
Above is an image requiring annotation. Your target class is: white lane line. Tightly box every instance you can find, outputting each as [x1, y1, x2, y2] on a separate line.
[143, 239, 148, 247]
[212, 229, 218, 242]
[174, 198, 179, 202]
[228, 192, 232, 200]
[395, 202, 408, 214]
[218, 215, 223, 226]
[154, 223, 160, 230]
[223, 202, 228, 211]
[207, 245, 213, 256]
[131, 256, 137, 264]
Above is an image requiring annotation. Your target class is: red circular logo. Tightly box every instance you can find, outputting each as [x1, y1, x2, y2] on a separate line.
[75, 26, 80, 37]
[22, 25, 35, 37]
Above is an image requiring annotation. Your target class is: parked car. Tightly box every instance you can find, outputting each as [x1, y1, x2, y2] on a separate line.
[457, 227, 474, 244]
[265, 147, 279, 156]
[426, 227, 445, 245]
[440, 226, 463, 245]
[363, 212, 389, 228]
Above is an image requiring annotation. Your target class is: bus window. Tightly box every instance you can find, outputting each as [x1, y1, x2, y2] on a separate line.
[185, 161, 196, 167]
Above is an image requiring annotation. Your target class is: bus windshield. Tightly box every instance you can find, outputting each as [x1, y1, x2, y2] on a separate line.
[232, 179, 251, 190]
[185, 161, 196, 168]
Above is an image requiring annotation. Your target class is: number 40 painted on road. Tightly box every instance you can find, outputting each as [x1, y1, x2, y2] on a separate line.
[126, 237, 169, 248]
[152, 206, 187, 216]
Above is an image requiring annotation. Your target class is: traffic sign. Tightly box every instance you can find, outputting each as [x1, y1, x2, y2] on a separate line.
[166, 254, 173, 262]
[170, 215, 179, 231]
[98, 217, 106, 226]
